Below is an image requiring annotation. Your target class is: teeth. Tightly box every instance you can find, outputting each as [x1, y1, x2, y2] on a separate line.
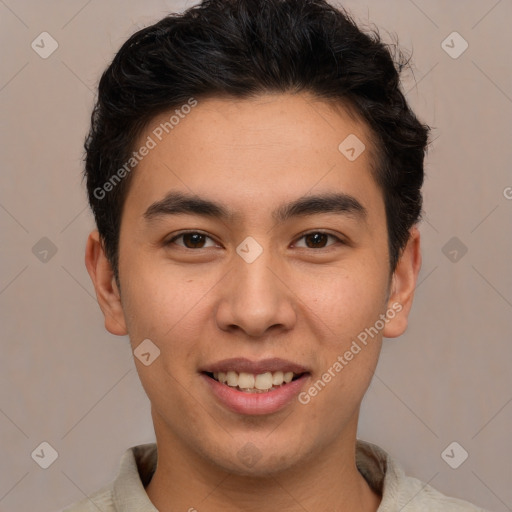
[227, 371, 238, 386]
[283, 371, 293, 383]
[238, 372, 255, 389]
[272, 371, 284, 385]
[255, 372, 273, 390]
[211, 370, 300, 390]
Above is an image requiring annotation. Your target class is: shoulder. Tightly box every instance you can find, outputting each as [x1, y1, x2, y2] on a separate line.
[62, 484, 115, 511]
[61, 443, 158, 512]
[355, 440, 489, 512]
[392, 473, 488, 511]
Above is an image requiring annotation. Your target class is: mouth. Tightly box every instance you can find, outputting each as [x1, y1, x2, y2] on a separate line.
[203, 370, 304, 393]
[200, 357, 310, 414]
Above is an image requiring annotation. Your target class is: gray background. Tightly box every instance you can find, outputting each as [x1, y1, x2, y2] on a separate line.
[1, 1, 511, 511]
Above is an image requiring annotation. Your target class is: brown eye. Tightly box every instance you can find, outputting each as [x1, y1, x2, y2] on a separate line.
[166, 231, 217, 249]
[305, 232, 328, 248]
[295, 231, 342, 249]
[182, 233, 206, 248]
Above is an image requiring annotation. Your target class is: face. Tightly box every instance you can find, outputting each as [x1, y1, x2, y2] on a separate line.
[87, 92, 420, 476]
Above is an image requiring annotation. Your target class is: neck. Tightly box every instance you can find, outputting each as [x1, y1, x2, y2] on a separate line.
[145, 421, 381, 512]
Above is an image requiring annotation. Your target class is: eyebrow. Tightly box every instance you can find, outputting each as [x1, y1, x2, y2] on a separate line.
[143, 190, 367, 224]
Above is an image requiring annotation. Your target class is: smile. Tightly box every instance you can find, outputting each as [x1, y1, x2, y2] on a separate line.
[206, 370, 302, 393]
[200, 358, 310, 415]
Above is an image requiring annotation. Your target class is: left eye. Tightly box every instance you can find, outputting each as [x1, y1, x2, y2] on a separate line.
[294, 231, 342, 249]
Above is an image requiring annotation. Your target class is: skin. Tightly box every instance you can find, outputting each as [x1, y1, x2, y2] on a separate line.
[85, 92, 421, 512]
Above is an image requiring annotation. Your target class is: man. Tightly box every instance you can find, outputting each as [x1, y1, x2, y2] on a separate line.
[66, 0, 487, 510]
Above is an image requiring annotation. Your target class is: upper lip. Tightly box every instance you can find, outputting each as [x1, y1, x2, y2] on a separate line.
[201, 357, 309, 375]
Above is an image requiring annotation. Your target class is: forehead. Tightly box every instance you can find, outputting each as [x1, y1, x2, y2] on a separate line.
[124, 93, 383, 221]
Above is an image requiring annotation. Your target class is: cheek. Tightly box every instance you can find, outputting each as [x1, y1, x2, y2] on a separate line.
[294, 257, 388, 410]
[118, 256, 224, 396]
[295, 258, 389, 342]
[119, 262, 210, 407]
[119, 254, 207, 340]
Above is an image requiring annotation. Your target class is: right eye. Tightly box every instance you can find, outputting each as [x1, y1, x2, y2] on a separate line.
[165, 231, 219, 249]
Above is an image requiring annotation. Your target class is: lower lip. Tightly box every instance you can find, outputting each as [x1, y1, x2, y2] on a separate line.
[201, 373, 309, 415]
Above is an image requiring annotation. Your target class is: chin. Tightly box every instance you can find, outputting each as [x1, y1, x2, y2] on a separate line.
[199, 436, 310, 477]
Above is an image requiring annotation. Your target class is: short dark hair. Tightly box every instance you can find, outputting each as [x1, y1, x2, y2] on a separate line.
[84, 0, 430, 283]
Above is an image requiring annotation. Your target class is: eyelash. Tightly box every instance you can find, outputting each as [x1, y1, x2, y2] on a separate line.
[165, 230, 345, 250]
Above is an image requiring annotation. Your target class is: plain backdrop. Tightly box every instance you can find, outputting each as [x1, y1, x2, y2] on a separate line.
[0, 1, 511, 511]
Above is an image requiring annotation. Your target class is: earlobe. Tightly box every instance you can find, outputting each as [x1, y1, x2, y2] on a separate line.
[382, 226, 422, 339]
[85, 230, 128, 336]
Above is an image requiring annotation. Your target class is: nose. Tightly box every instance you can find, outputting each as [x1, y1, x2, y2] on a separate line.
[214, 244, 297, 338]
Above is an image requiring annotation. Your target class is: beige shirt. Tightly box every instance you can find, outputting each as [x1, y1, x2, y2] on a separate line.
[64, 440, 488, 511]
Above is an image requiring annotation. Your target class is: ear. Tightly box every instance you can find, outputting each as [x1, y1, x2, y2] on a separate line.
[382, 226, 422, 338]
[85, 230, 128, 336]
